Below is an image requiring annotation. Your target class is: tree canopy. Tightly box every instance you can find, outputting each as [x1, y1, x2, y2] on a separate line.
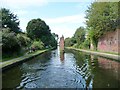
[26, 18, 51, 39]
[74, 27, 85, 45]
[64, 27, 85, 48]
[65, 37, 76, 47]
[1, 8, 20, 33]
[86, 2, 119, 38]
[85, 2, 119, 50]
[26, 18, 57, 47]
[2, 8, 57, 60]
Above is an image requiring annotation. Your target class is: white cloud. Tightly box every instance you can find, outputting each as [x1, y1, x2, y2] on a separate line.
[47, 0, 94, 2]
[15, 11, 28, 16]
[42, 14, 86, 38]
[1, 0, 94, 9]
[1, 0, 48, 9]
[44, 14, 86, 24]
[50, 26, 76, 39]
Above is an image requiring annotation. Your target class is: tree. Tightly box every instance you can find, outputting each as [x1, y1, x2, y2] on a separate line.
[26, 18, 57, 48]
[85, 2, 119, 50]
[26, 18, 51, 39]
[1, 8, 20, 33]
[74, 27, 85, 45]
[52, 33, 59, 42]
[65, 37, 76, 47]
[2, 28, 21, 54]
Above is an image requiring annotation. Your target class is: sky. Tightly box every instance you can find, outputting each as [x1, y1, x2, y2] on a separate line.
[1, 0, 94, 38]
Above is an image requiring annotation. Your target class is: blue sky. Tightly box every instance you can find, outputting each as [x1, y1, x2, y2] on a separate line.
[1, 0, 93, 38]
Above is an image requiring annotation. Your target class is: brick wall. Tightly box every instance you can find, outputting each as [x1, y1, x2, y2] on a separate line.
[97, 29, 120, 53]
[59, 36, 64, 51]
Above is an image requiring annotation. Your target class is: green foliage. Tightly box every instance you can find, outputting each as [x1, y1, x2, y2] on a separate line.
[31, 40, 44, 50]
[26, 18, 57, 48]
[86, 2, 118, 33]
[86, 2, 119, 50]
[65, 38, 72, 47]
[49, 35, 57, 48]
[0, 30, 2, 44]
[26, 18, 51, 40]
[2, 28, 21, 54]
[17, 33, 31, 47]
[65, 27, 86, 48]
[52, 33, 59, 41]
[65, 37, 76, 47]
[74, 27, 85, 45]
[72, 43, 77, 48]
[1, 8, 20, 33]
[2, 8, 57, 59]
[87, 29, 98, 50]
[79, 39, 90, 49]
[2, 28, 32, 57]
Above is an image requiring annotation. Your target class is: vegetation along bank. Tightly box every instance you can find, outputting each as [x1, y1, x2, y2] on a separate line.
[65, 2, 120, 56]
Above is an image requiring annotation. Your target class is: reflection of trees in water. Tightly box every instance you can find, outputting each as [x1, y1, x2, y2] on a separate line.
[73, 50, 87, 67]
[26, 51, 52, 65]
[68, 50, 93, 89]
[2, 66, 22, 88]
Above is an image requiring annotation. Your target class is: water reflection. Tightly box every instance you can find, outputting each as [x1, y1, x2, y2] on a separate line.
[89, 55, 120, 88]
[2, 49, 120, 89]
[97, 57, 120, 81]
[60, 51, 65, 63]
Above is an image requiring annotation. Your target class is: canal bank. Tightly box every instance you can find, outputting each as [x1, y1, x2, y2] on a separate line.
[0, 49, 52, 71]
[66, 47, 120, 61]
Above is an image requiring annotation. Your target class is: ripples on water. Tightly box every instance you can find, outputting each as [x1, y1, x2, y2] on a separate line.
[2, 48, 120, 89]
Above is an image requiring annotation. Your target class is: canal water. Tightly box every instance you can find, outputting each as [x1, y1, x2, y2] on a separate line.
[2, 48, 120, 89]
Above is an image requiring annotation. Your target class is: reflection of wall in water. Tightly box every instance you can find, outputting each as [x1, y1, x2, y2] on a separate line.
[60, 52, 64, 62]
[98, 57, 120, 78]
[90, 55, 120, 88]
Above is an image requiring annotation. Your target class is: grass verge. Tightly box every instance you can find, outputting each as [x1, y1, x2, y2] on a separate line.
[66, 47, 120, 61]
[0, 49, 49, 69]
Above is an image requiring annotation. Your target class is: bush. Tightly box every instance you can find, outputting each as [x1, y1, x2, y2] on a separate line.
[79, 39, 90, 49]
[2, 28, 21, 53]
[31, 40, 44, 50]
[17, 34, 31, 47]
[72, 43, 79, 48]
[65, 37, 76, 47]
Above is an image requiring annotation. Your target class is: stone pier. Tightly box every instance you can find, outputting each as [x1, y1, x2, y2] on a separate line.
[59, 35, 64, 52]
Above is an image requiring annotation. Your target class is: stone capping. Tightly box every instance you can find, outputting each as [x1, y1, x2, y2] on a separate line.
[66, 47, 120, 61]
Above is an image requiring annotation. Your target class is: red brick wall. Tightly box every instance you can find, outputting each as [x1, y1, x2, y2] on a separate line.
[59, 36, 64, 51]
[97, 29, 120, 53]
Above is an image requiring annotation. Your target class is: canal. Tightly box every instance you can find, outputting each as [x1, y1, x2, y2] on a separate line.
[2, 48, 120, 89]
